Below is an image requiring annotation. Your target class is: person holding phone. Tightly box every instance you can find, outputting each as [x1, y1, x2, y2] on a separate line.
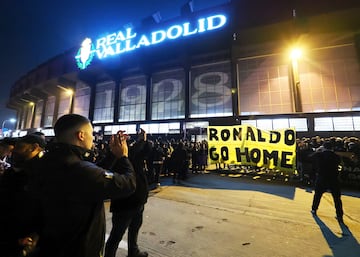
[104, 128, 152, 257]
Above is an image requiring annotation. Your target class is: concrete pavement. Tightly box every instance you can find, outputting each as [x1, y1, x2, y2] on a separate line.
[105, 172, 360, 257]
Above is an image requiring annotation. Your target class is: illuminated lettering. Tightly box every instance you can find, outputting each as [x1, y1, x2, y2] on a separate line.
[207, 14, 227, 30]
[197, 18, 206, 33]
[167, 25, 183, 39]
[126, 28, 137, 39]
[104, 45, 115, 57]
[76, 14, 228, 69]
[125, 40, 136, 51]
[107, 33, 117, 45]
[136, 35, 151, 48]
[183, 22, 198, 36]
[96, 37, 107, 51]
[151, 30, 167, 44]
[96, 49, 105, 59]
[115, 31, 126, 41]
[115, 42, 126, 54]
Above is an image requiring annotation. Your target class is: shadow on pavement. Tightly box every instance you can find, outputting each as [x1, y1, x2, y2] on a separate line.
[211, 167, 360, 198]
[154, 173, 297, 200]
[312, 214, 360, 257]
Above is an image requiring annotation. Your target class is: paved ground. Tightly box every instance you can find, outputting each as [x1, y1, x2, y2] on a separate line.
[105, 171, 360, 257]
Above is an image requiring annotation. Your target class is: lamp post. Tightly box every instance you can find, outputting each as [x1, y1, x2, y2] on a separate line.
[1, 118, 16, 137]
[66, 88, 74, 114]
[57, 85, 74, 114]
[290, 48, 303, 113]
[29, 102, 35, 128]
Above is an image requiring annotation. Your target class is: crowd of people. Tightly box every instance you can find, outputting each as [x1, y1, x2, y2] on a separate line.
[1, 116, 359, 256]
[2, 130, 359, 189]
[94, 136, 210, 186]
[296, 135, 360, 184]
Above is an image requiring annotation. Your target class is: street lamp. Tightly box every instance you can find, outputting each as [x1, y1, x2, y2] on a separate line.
[1, 118, 16, 136]
[29, 102, 35, 128]
[65, 88, 74, 114]
[290, 48, 302, 60]
[290, 47, 303, 112]
[57, 85, 74, 114]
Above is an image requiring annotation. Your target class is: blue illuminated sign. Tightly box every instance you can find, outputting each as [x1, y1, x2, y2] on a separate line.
[76, 38, 95, 69]
[75, 14, 227, 69]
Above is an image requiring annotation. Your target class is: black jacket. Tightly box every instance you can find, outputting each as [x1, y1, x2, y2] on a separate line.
[99, 140, 152, 211]
[32, 143, 136, 257]
[0, 154, 42, 256]
[313, 149, 341, 183]
[0, 165, 30, 255]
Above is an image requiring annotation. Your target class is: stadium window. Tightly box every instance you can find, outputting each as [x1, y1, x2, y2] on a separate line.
[289, 118, 308, 132]
[314, 117, 334, 131]
[354, 116, 360, 130]
[333, 116, 354, 131]
[93, 81, 115, 123]
[190, 61, 232, 118]
[256, 119, 273, 130]
[272, 118, 289, 129]
[73, 82, 90, 118]
[119, 76, 146, 122]
[151, 69, 185, 120]
[241, 120, 257, 127]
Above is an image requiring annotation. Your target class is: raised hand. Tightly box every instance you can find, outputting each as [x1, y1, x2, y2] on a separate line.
[109, 130, 129, 158]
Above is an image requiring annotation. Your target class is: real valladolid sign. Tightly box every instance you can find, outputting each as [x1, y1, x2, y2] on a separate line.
[75, 14, 227, 69]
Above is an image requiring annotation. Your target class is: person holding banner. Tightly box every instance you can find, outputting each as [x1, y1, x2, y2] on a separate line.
[311, 141, 344, 223]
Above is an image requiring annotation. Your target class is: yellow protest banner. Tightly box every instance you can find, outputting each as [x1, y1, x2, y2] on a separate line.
[207, 125, 296, 171]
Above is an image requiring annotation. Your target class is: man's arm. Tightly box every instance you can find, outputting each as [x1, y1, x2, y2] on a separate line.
[83, 131, 137, 200]
[103, 131, 137, 198]
[78, 158, 136, 201]
[103, 156, 136, 199]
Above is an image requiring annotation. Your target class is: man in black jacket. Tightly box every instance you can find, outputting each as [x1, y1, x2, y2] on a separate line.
[311, 141, 344, 223]
[104, 128, 151, 257]
[32, 114, 136, 257]
[0, 134, 46, 257]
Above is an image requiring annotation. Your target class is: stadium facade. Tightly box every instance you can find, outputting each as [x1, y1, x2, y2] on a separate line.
[6, 0, 360, 140]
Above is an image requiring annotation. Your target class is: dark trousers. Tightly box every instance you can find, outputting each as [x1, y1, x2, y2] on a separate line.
[153, 163, 163, 184]
[173, 162, 187, 181]
[311, 179, 343, 218]
[104, 205, 145, 257]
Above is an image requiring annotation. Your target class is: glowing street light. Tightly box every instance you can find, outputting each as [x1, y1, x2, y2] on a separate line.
[29, 102, 35, 128]
[1, 118, 16, 136]
[290, 48, 302, 60]
[289, 47, 303, 112]
[66, 89, 75, 113]
[57, 85, 75, 114]
[65, 88, 74, 96]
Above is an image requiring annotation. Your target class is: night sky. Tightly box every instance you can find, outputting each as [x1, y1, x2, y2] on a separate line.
[0, 0, 228, 130]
